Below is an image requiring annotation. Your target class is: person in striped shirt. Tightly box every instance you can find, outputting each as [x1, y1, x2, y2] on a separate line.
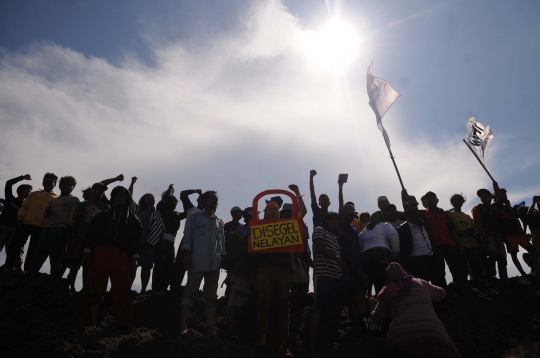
[128, 177, 165, 293]
[310, 212, 365, 352]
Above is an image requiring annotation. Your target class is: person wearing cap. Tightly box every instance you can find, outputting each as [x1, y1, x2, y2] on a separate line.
[4, 173, 58, 272]
[82, 186, 142, 327]
[420, 191, 464, 289]
[253, 184, 306, 357]
[447, 193, 485, 283]
[180, 190, 226, 338]
[397, 201, 436, 283]
[225, 206, 243, 232]
[0, 174, 32, 271]
[471, 183, 507, 280]
[309, 170, 331, 228]
[66, 187, 110, 292]
[225, 207, 259, 339]
[493, 186, 540, 276]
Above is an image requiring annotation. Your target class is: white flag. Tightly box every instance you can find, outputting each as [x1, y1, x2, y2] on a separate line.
[466, 115, 493, 163]
[366, 62, 400, 149]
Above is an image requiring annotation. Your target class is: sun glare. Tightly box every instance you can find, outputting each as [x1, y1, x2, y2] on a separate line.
[302, 20, 360, 72]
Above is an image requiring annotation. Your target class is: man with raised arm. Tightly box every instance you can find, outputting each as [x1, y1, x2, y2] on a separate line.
[180, 190, 226, 338]
[0, 174, 32, 270]
[5, 173, 58, 272]
[310, 170, 330, 228]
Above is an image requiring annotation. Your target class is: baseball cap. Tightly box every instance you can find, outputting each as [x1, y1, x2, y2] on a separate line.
[404, 201, 419, 212]
[377, 196, 389, 203]
[265, 196, 283, 208]
[477, 188, 492, 198]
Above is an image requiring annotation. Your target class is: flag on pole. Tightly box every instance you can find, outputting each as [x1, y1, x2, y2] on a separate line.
[466, 115, 493, 163]
[366, 62, 401, 150]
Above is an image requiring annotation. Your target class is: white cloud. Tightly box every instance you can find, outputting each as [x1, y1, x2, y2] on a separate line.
[0, 0, 532, 287]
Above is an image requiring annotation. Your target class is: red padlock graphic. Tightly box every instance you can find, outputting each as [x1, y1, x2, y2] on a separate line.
[248, 189, 304, 253]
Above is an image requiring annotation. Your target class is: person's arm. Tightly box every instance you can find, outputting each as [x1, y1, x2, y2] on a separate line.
[289, 184, 307, 219]
[99, 174, 124, 186]
[384, 223, 400, 256]
[128, 176, 137, 197]
[309, 170, 317, 207]
[401, 188, 410, 209]
[16, 192, 32, 224]
[471, 206, 484, 237]
[427, 281, 446, 301]
[370, 299, 391, 326]
[5, 174, 30, 200]
[180, 189, 201, 212]
[129, 217, 142, 269]
[181, 213, 196, 270]
[338, 181, 344, 213]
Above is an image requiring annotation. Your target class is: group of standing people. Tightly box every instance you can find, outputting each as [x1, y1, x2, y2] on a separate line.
[1, 168, 538, 357]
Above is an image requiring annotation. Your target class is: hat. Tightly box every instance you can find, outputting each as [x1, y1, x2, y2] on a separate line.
[404, 201, 419, 213]
[477, 188, 492, 198]
[266, 202, 280, 210]
[281, 203, 293, 211]
[265, 196, 283, 208]
[377, 196, 389, 203]
[230, 206, 242, 214]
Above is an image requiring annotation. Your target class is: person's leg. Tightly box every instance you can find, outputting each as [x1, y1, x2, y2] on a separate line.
[466, 247, 485, 282]
[180, 271, 204, 333]
[88, 244, 112, 326]
[140, 268, 151, 293]
[484, 235, 498, 279]
[170, 239, 186, 291]
[431, 246, 448, 288]
[152, 243, 165, 291]
[28, 228, 51, 273]
[255, 267, 273, 345]
[4, 224, 32, 270]
[162, 241, 175, 290]
[443, 245, 465, 287]
[310, 308, 323, 352]
[202, 270, 220, 337]
[0, 227, 8, 253]
[109, 246, 134, 327]
[49, 227, 69, 279]
[23, 226, 43, 272]
[274, 268, 293, 347]
[493, 235, 508, 280]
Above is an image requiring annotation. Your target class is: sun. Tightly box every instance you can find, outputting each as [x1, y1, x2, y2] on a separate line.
[302, 20, 360, 72]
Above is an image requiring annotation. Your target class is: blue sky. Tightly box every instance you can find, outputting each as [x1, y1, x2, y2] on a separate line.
[1, 0, 539, 288]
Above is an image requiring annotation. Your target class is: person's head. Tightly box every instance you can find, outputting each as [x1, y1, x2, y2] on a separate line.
[42, 173, 58, 192]
[420, 195, 428, 209]
[319, 194, 330, 210]
[377, 196, 390, 211]
[345, 201, 355, 208]
[82, 187, 96, 201]
[201, 190, 218, 211]
[243, 207, 253, 223]
[230, 206, 243, 221]
[423, 191, 438, 209]
[16, 184, 32, 199]
[359, 211, 370, 224]
[91, 183, 108, 199]
[111, 186, 130, 207]
[280, 203, 293, 219]
[383, 204, 398, 222]
[404, 201, 420, 224]
[340, 203, 356, 225]
[264, 202, 280, 220]
[139, 193, 155, 210]
[477, 189, 493, 205]
[59, 176, 76, 196]
[161, 190, 179, 210]
[323, 212, 340, 233]
[450, 193, 466, 210]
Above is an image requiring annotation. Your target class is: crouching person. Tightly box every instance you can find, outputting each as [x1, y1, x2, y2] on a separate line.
[82, 186, 142, 328]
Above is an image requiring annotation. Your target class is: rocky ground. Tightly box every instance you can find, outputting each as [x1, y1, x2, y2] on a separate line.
[1, 272, 540, 358]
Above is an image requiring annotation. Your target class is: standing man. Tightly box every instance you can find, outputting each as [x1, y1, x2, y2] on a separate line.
[83, 186, 141, 328]
[471, 184, 508, 281]
[0, 174, 32, 269]
[225, 206, 244, 232]
[5, 173, 58, 271]
[370, 196, 391, 225]
[180, 190, 226, 338]
[310, 170, 330, 228]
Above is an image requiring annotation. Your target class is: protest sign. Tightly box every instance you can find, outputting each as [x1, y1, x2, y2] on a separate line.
[248, 189, 304, 253]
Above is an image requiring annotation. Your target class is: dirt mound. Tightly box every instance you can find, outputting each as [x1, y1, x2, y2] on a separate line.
[1, 272, 540, 358]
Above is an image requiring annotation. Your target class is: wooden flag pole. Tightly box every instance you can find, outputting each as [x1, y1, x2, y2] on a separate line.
[384, 131, 405, 190]
[462, 139, 496, 182]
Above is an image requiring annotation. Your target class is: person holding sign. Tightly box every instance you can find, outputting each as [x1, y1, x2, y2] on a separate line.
[253, 184, 306, 357]
[179, 190, 226, 338]
[309, 170, 331, 228]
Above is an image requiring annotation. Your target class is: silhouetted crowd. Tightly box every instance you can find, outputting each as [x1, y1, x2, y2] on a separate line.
[1, 170, 539, 357]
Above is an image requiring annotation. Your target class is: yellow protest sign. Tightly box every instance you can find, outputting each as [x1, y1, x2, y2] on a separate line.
[250, 219, 303, 252]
